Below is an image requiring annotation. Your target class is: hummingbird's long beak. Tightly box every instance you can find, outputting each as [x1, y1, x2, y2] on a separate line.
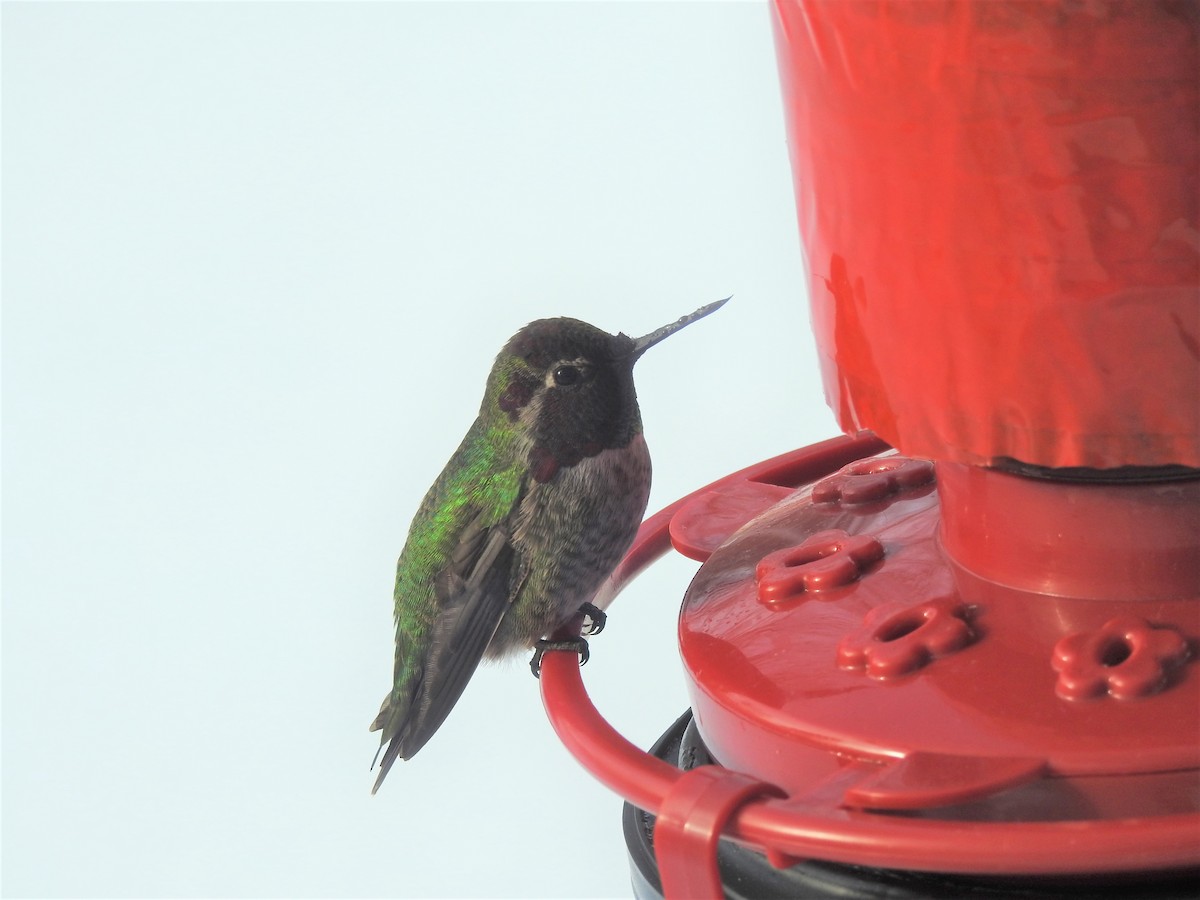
[629, 296, 731, 362]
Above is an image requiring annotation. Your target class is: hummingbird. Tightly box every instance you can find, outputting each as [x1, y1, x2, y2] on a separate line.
[369, 297, 729, 793]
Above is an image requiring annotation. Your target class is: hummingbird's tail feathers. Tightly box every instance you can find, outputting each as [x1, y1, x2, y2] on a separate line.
[369, 680, 419, 791]
[368, 694, 390, 734]
[371, 740, 404, 795]
[370, 684, 419, 792]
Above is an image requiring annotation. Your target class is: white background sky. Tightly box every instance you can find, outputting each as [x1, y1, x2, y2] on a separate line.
[3, 2, 836, 897]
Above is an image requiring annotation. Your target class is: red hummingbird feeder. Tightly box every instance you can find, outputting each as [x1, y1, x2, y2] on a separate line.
[539, 2, 1200, 897]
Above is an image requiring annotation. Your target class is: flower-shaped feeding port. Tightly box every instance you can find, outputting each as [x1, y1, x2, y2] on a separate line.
[1051, 616, 1191, 701]
[837, 596, 973, 679]
[812, 456, 935, 505]
[756, 529, 884, 605]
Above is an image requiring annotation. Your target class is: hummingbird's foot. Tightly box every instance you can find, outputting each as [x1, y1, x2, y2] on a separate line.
[530, 636, 590, 678]
[579, 602, 606, 636]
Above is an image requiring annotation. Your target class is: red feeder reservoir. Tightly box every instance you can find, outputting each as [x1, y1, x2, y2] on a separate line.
[540, 2, 1200, 898]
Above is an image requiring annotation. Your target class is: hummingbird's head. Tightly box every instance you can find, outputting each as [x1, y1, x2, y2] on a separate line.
[482, 298, 728, 483]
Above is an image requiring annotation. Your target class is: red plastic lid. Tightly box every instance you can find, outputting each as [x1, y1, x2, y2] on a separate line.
[678, 453, 1200, 797]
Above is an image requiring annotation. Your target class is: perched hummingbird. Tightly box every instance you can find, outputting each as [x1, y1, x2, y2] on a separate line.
[369, 297, 728, 793]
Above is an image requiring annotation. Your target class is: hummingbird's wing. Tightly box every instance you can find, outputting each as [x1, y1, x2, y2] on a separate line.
[408, 517, 514, 748]
[371, 507, 518, 792]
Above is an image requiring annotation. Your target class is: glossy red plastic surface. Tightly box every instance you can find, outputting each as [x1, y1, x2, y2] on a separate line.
[680, 455, 1199, 786]
[654, 767, 782, 900]
[938, 461, 1200, 601]
[539, 437, 1200, 878]
[772, 0, 1200, 468]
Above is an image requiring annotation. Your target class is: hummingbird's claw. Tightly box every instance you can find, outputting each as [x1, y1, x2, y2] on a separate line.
[579, 602, 606, 636]
[530, 636, 591, 678]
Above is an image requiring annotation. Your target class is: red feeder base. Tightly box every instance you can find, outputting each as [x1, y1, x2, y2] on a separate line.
[539, 434, 1200, 898]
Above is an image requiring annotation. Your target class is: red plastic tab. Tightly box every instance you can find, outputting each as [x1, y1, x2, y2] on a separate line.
[670, 482, 795, 562]
[654, 766, 783, 900]
[843, 753, 1046, 811]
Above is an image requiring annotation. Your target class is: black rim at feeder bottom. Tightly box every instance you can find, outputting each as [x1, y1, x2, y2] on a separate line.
[623, 710, 1200, 900]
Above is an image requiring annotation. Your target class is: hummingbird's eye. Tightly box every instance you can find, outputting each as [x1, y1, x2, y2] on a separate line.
[553, 365, 583, 386]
